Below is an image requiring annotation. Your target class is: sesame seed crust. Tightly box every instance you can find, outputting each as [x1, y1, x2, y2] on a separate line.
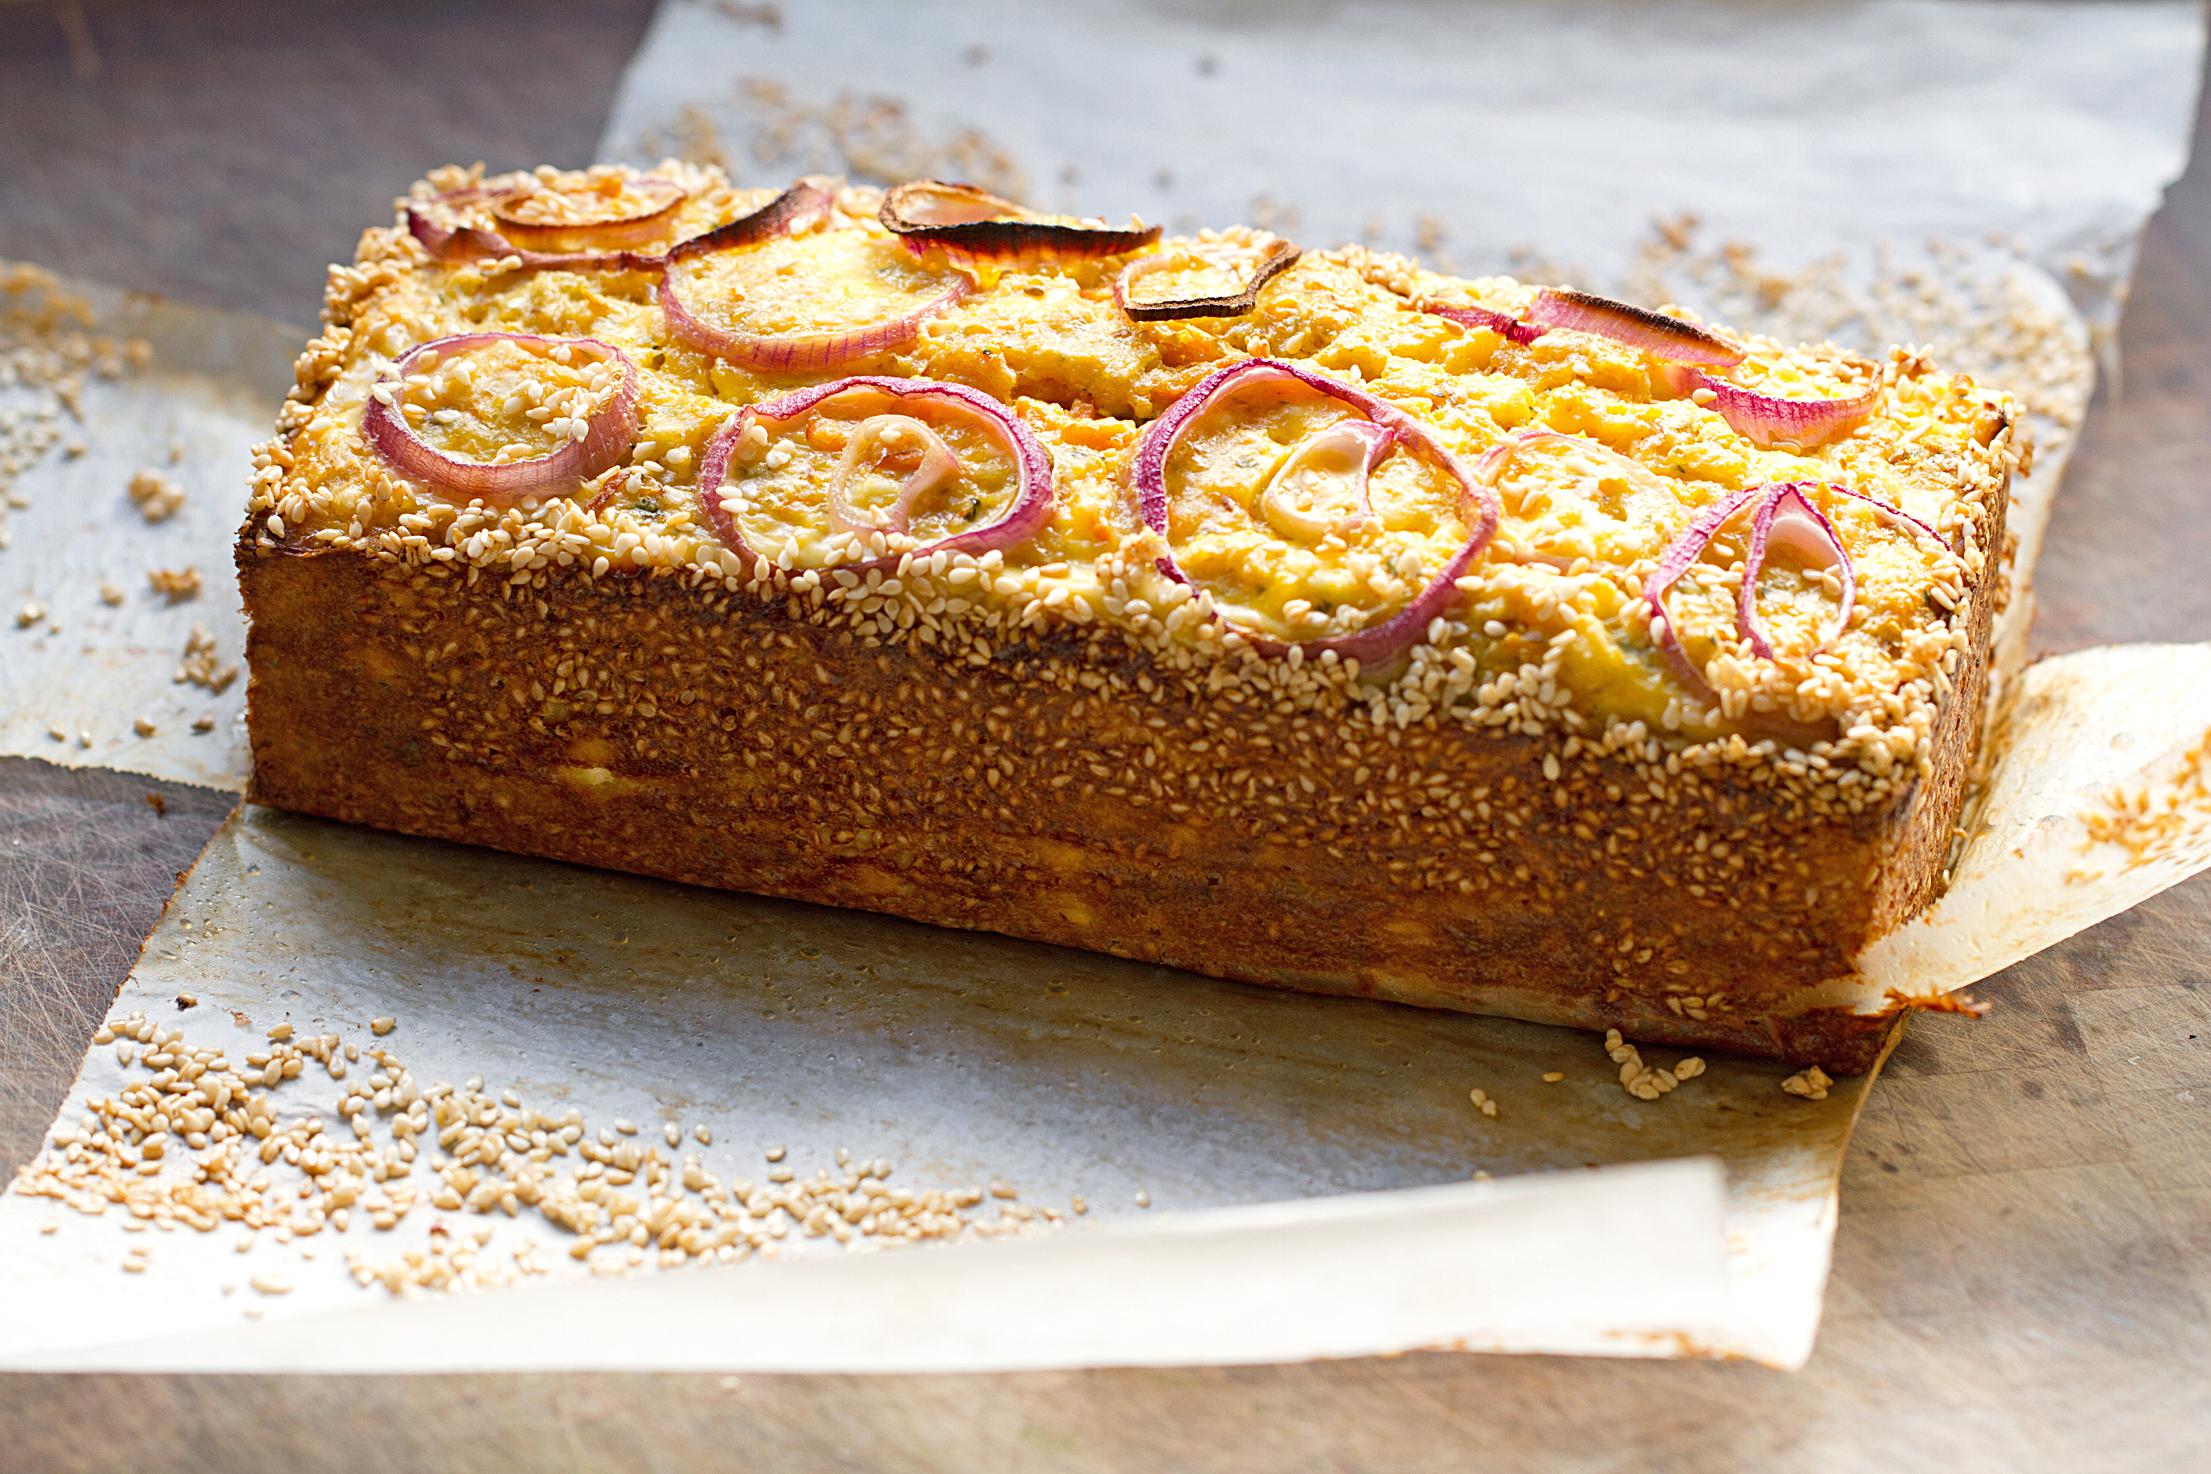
[239, 164, 2020, 1074]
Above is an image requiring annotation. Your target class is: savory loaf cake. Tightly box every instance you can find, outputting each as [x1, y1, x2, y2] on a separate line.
[239, 163, 2025, 1074]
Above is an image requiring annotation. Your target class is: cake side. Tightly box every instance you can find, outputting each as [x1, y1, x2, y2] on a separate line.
[241, 518, 1998, 1072]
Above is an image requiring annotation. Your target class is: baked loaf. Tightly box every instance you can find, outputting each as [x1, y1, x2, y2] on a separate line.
[240, 164, 2025, 1073]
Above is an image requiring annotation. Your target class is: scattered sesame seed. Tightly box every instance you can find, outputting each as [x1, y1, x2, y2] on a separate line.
[1781, 1065, 1832, 1100]
[1541, 1072, 1565, 1083]
[1134, 1190, 1150, 1208]
[148, 566, 203, 601]
[370, 1017, 396, 1037]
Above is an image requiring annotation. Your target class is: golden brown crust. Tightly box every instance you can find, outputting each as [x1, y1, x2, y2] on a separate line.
[237, 166, 2019, 1075]
[239, 500, 1999, 1073]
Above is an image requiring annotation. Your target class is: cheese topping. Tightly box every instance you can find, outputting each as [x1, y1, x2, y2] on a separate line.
[665, 227, 959, 345]
[1158, 373, 1471, 644]
[722, 384, 1024, 566]
[386, 337, 618, 465]
[255, 164, 2021, 788]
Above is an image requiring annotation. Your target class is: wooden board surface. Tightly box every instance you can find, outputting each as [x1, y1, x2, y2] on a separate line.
[2, 3, 2207, 1469]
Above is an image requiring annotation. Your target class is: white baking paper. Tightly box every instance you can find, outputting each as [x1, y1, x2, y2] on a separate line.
[0, 800, 1869, 1372]
[0, 274, 299, 791]
[597, 0, 2200, 344]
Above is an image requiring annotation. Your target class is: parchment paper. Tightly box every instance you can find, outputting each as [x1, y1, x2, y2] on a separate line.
[4, 0, 2208, 1377]
[0, 278, 299, 791]
[0, 802, 1850, 1370]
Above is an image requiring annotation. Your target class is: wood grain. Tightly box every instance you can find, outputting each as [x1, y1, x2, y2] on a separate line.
[2, 4, 2208, 1469]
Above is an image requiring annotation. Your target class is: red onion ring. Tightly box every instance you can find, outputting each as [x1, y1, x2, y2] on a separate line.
[1737, 483, 1854, 659]
[1526, 288, 1745, 368]
[825, 415, 960, 535]
[1666, 365, 1879, 451]
[1258, 419, 1395, 542]
[659, 182, 964, 371]
[1422, 301, 1547, 346]
[1133, 357, 1498, 666]
[1115, 239, 1300, 322]
[698, 375, 1053, 574]
[489, 177, 687, 252]
[361, 332, 641, 506]
[881, 180, 1161, 269]
[1641, 485, 1765, 708]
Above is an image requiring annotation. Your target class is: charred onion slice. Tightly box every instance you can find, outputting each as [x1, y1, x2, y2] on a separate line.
[361, 332, 641, 506]
[1422, 301, 1547, 346]
[1133, 357, 1497, 666]
[1668, 366, 1879, 451]
[880, 179, 1161, 269]
[698, 376, 1051, 573]
[661, 192, 964, 372]
[408, 176, 830, 274]
[489, 176, 688, 252]
[1115, 238, 1300, 321]
[1526, 287, 1745, 368]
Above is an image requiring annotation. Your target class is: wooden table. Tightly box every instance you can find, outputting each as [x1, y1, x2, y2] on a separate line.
[4, 4, 2208, 1468]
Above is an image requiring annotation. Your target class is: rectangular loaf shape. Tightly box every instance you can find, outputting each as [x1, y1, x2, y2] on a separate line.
[240, 164, 2023, 1074]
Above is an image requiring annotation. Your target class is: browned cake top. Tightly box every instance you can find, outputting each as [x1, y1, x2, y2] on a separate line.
[247, 162, 2023, 810]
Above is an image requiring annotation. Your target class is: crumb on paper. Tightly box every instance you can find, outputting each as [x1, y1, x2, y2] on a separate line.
[148, 566, 201, 600]
[192, 714, 215, 733]
[132, 718, 156, 738]
[142, 792, 165, 815]
[2077, 726, 2211, 872]
[15, 601, 43, 628]
[99, 583, 125, 606]
[0, 264, 149, 546]
[1782, 1066, 1834, 1101]
[175, 993, 197, 1010]
[174, 623, 237, 692]
[1602, 1029, 1703, 1101]
[128, 469, 185, 522]
[16, 1006, 1066, 1296]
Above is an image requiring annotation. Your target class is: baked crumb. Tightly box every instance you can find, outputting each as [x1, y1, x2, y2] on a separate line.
[148, 566, 202, 600]
[128, 469, 185, 523]
[1781, 1065, 1833, 1100]
[173, 623, 237, 693]
[12, 1006, 1068, 1298]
